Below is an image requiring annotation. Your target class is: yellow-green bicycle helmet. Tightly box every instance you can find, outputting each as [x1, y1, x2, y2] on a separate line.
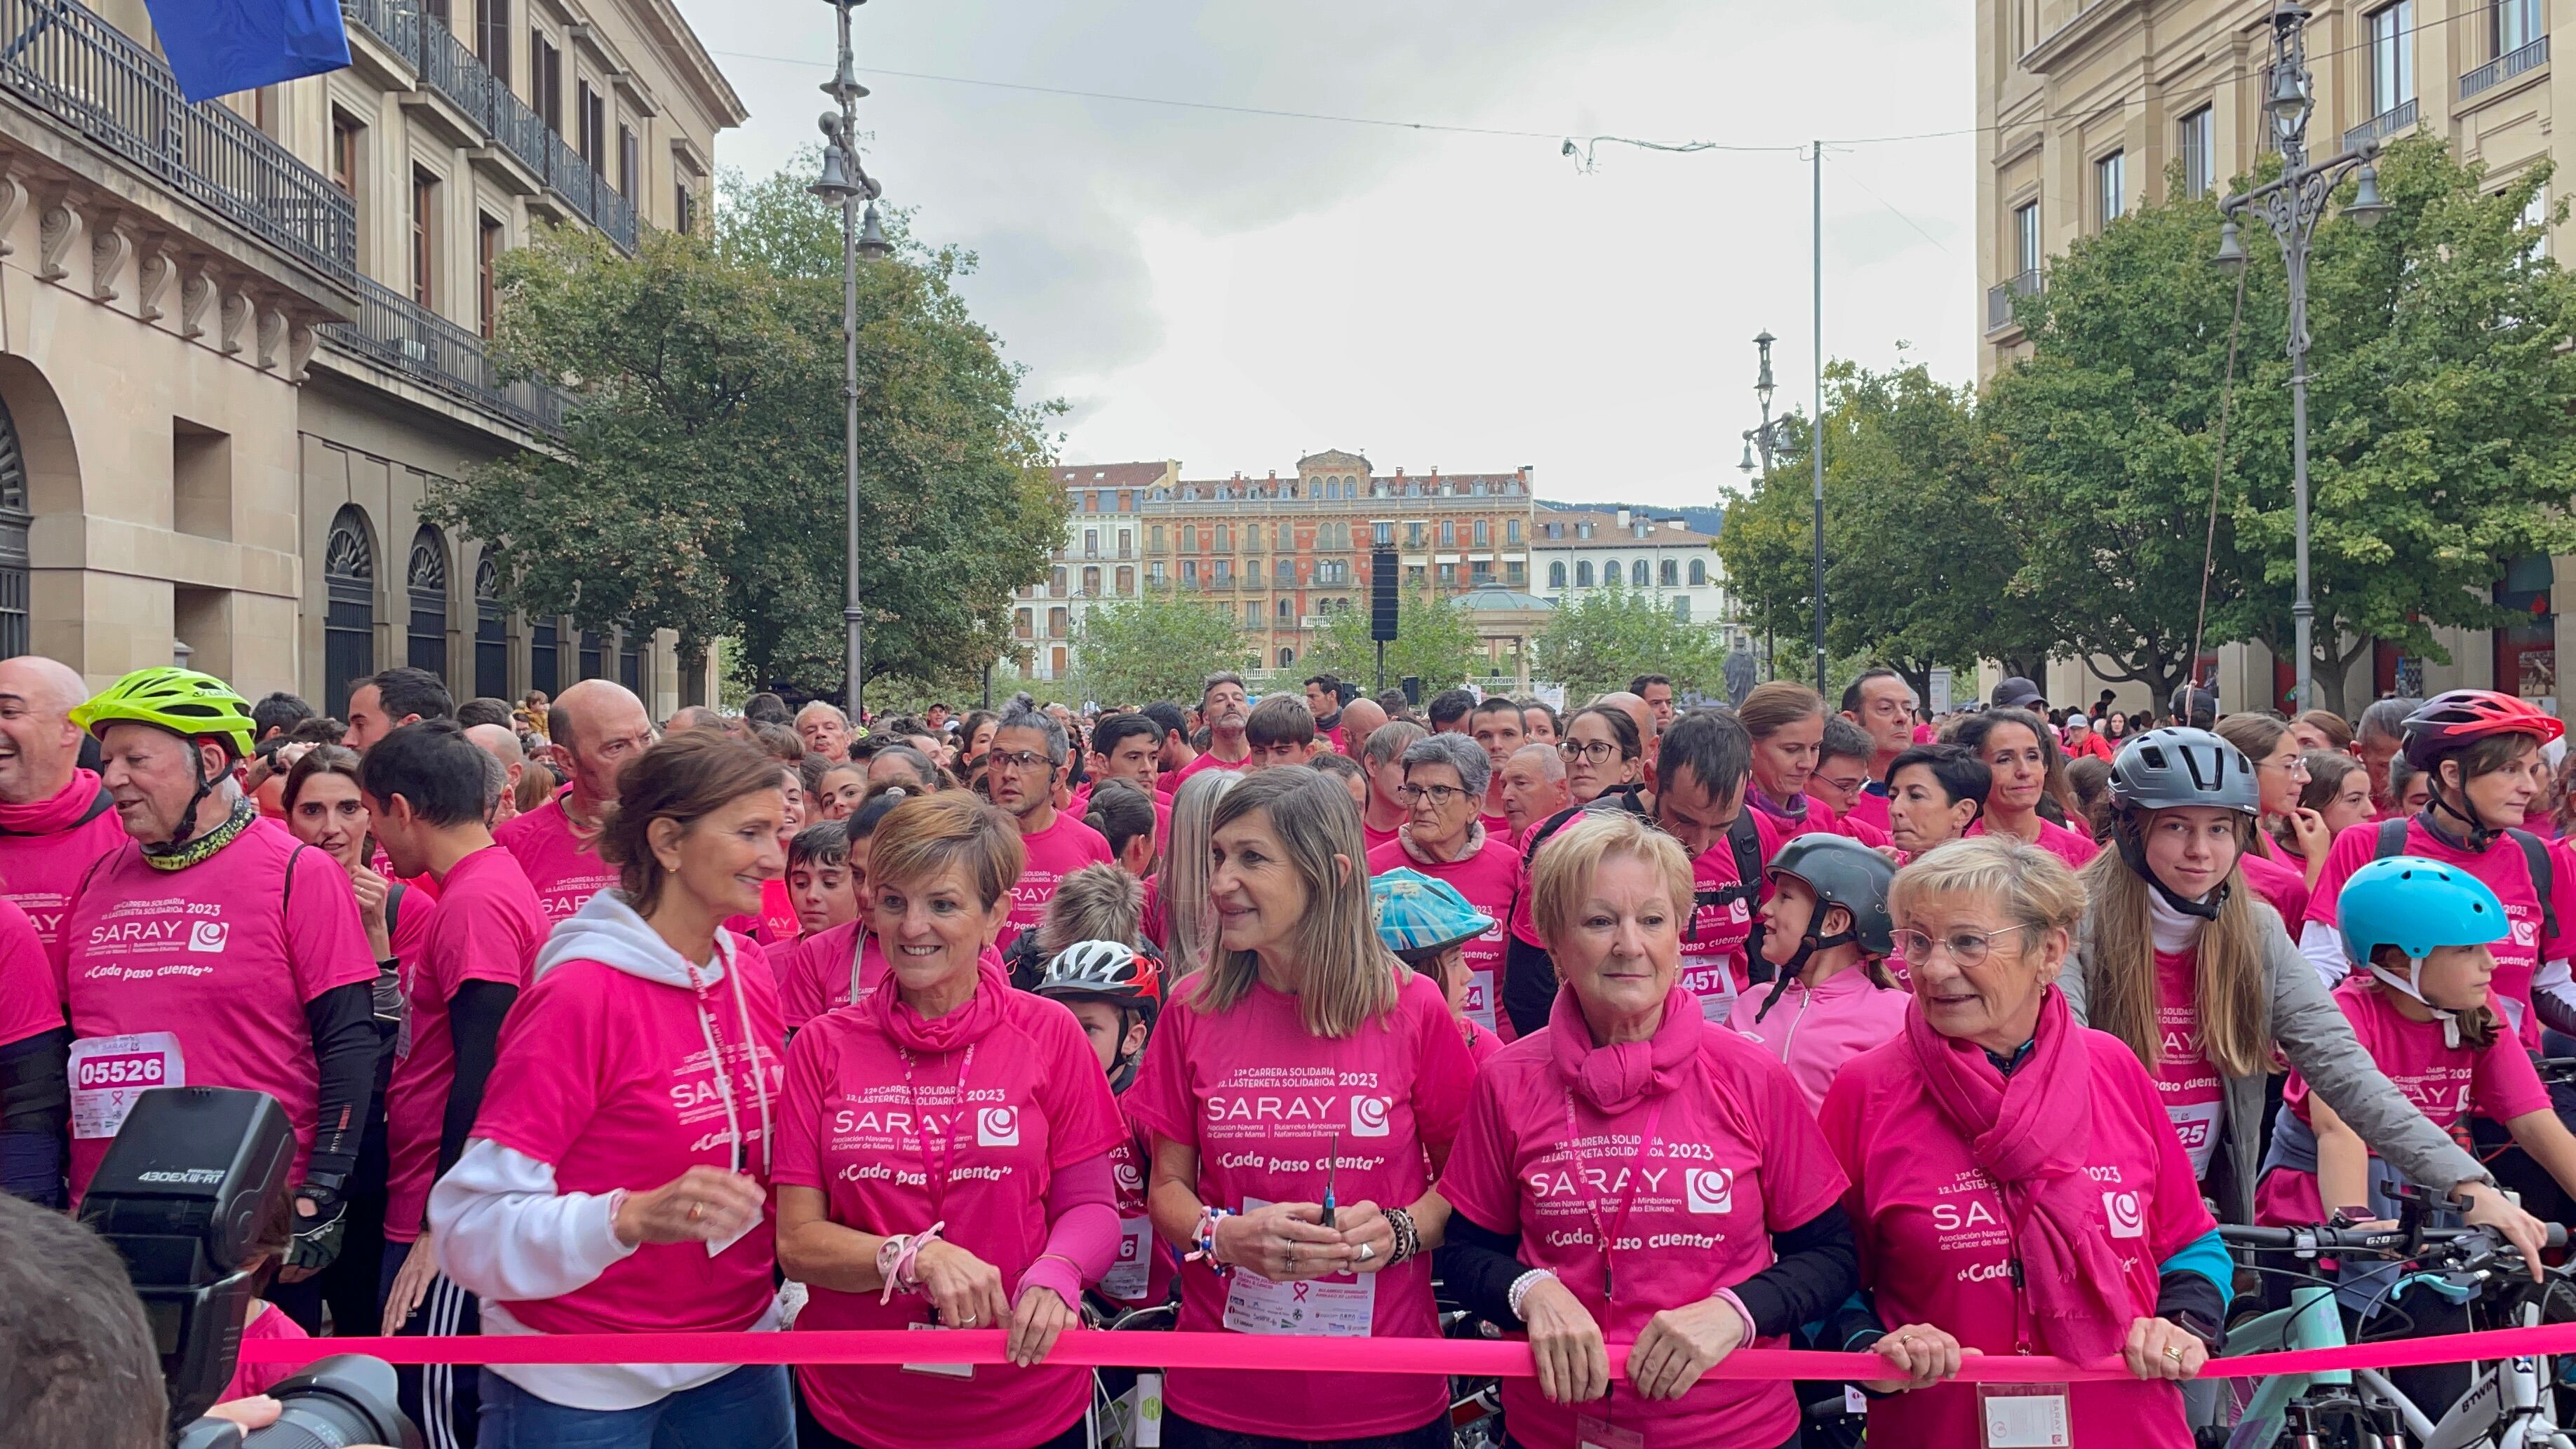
[71, 667, 257, 760]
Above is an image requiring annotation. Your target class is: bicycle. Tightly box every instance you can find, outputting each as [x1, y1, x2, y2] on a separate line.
[2217, 1213, 2576, 1448]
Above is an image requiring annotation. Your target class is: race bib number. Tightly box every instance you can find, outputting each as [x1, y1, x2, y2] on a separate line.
[1462, 969, 1496, 1032]
[69, 1032, 184, 1140]
[1101, 1215, 1154, 1301]
[1680, 955, 1736, 1020]
[1979, 1382, 2069, 1448]
[2166, 1100, 2222, 1180]
[1223, 1266, 1375, 1337]
[901, 1321, 974, 1378]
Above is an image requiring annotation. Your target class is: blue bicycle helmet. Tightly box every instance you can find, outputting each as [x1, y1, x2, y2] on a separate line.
[2338, 855, 2509, 1046]
[1371, 868, 1495, 964]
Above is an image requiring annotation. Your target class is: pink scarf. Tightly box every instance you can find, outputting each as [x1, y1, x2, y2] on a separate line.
[1903, 985, 2141, 1363]
[0, 768, 105, 835]
[1548, 981, 1701, 1113]
[868, 952, 1010, 1055]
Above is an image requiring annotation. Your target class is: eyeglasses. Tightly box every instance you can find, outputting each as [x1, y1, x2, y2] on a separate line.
[1817, 774, 1869, 795]
[2258, 757, 2312, 779]
[1396, 783, 1468, 807]
[991, 750, 1055, 771]
[1559, 740, 1628, 764]
[1891, 922, 2033, 967]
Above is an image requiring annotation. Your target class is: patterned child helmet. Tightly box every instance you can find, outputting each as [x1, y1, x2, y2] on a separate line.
[1371, 867, 1495, 963]
[1034, 939, 1162, 1028]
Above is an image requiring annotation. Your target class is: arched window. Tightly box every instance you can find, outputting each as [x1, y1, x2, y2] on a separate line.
[407, 526, 449, 681]
[474, 555, 507, 699]
[1689, 558, 1708, 586]
[323, 506, 376, 715]
[1275, 598, 1293, 621]
[1278, 647, 1296, 668]
[1631, 559, 1649, 588]
[1548, 560, 1567, 589]
[0, 396, 29, 659]
[1576, 560, 1594, 588]
[1275, 558, 1294, 585]
[1659, 559, 1677, 588]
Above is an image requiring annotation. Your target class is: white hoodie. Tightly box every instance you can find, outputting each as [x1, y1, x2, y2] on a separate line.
[428, 890, 779, 1412]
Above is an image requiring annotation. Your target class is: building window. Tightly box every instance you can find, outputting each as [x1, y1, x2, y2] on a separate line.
[1082, 565, 1101, 595]
[578, 83, 605, 174]
[2525, 183, 2552, 260]
[1214, 560, 1233, 586]
[1575, 522, 1594, 540]
[1275, 598, 1293, 621]
[1507, 518, 1522, 544]
[408, 526, 450, 680]
[1473, 518, 1489, 546]
[1440, 519, 1455, 546]
[2094, 151, 2125, 229]
[1673, 596, 1692, 624]
[1182, 560, 1198, 588]
[1689, 558, 1708, 585]
[1181, 525, 1198, 551]
[1548, 561, 1567, 590]
[673, 166, 697, 234]
[477, 0, 510, 73]
[1118, 527, 1132, 557]
[1149, 524, 1165, 551]
[1014, 609, 1032, 639]
[1148, 560, 1166, 586]
[330, 112, 361, 198]
[1245, 602, 1261, 628]
[477, 215, 501, 338]
[1049, 565, 1066, 596]
[532, 31, 562, 134]
[1437, 563, 1456, 586]
[473, 555, 506, 699]
[1117, 565, 1134, 593]
[1082, 527, 1099, 557]
[2370, 3, 2415, 116]
[2013, 201, 2040, 276]
[618, 125, 638, 198]
[410, 169, 438, 309]
[1660, 559, 1678, 587]
[323, 506, 377, 716]
[1373, 522, 1393, 546]
[1576, 560, 1594, 588]
[2180, 106, 2215, 199]
[1048, 607, 1068, 637]
[1275, 558, 1294, 585]
[2498, 0, 2542, 53]
[1406, 522, 1425, 548]
[1216, 525, 1231, 552]
[1507, 560, 1525, 585]
[1245, 523, 1261, 551]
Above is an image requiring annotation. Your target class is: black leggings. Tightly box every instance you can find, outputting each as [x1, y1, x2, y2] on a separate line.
[1163, 1408, 1451, 1449]
[793, 1392, 1086, 1449]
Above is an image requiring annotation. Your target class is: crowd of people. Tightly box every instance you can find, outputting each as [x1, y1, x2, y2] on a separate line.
[9, 654, 2576, 1448]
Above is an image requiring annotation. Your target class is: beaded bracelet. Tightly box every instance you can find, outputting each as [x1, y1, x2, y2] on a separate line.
[1506, 1268, 1557, 1321]
[1187, 1205, 1235, 1277]
[1386, 1206, 1420, 1265]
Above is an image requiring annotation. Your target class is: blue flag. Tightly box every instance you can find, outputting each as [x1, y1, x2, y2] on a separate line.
[142, 0, 351, 105]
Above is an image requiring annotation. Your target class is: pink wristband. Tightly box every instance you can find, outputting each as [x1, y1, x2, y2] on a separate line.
[1714, 1287, 1757, 1343]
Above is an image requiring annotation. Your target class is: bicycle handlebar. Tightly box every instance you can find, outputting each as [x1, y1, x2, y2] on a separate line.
[2220, 1222, 2570, 1257]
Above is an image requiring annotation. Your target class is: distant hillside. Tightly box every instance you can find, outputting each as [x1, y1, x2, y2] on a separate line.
[1537, 499, 1727, 537]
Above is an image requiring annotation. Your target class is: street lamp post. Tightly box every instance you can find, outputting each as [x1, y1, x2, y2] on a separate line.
[2213, 0, 2391, 713]
[810, 0, 892, 724]
[1739, 331, 1792, 684]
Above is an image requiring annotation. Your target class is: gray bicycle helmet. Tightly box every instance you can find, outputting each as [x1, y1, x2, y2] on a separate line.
[2107, 727, 2258, 919]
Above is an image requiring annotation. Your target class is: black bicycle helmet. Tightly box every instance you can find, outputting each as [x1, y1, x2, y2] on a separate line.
[1764, 833, 1896, 957]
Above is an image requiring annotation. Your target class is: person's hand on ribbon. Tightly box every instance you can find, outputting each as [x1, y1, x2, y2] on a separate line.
[1213, 1201, 1350, 1281]
[915, 1238, 1011, 1332]
[1520, 1276, 1610, 1404]
[612, 1166, 765, 1248]
[1627, 1295, 1745, 1400]
[1863, 1322, 1973, 1392]
[2456, 1180, 2551, 1282]
[2123, 1317, 2206, 1382]
[1331, 1199, 1396, 1273]
[1004, 1281, 1078, 1367]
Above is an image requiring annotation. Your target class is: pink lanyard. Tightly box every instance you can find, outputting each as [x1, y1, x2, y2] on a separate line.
[899, 1042, 977, 1224]
[1558, 1090, 1667, 1307]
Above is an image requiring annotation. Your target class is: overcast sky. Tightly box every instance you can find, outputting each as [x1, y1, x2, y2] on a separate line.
[673, 1, 1977, 513]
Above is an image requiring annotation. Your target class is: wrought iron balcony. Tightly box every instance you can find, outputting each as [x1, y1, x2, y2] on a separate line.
[1986, 267, 2042, 332]
[2462, 36, 2549, 101]
[340, 0, 638, 251]
[2343, 97, 2419, 154]
[321, 276, 571, 436]
[0, 0, 356, 288]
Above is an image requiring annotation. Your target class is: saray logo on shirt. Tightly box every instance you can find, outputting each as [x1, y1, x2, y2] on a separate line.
[2513, 915, 2540, 948]
[1686, 1168, 1734, 1215]
[1113, 1158, 1145, 1192]
[187, 920, 228, 952]
[977, 1107, 1019, 1147]
[2103, 1189, 2145, 1239]
[1350, 1095, 1393, 1138]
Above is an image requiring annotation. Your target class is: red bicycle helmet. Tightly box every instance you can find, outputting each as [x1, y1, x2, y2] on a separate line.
[2399, 689, 2565, 769]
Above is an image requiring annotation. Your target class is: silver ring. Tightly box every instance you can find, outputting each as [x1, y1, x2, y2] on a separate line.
[1357, 1242, 1375, 1262]
[960, 1314, 977, 1326]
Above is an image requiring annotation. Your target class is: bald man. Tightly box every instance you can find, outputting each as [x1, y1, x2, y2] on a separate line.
[465, 722, 528, 824]
[665, 705, 730, 736]
[0, 656, 123, 948]
[495, 679, 655, 924]
[1336, 696, 1386, 764]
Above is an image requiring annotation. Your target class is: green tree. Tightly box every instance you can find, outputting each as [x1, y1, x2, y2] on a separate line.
[427, 155, 1066, 694]
[1303, 587, 1484, 693]
[1072, 593, 1254, 705]
[1531, 578, 1729, 701]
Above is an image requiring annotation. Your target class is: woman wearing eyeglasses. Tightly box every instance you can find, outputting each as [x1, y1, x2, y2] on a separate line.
[1365, 734, 1520, 1041]
[1819, 837, 2226, 1448]
[2214, 714, 2330, 908]
[1555, 706, 1644, 809]
[2060, 731, 2532, 1246]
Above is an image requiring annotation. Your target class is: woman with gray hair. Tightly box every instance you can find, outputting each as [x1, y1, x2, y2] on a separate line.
[1133, 769, 1476, 1449]
[1365, 732, 1519, 1039]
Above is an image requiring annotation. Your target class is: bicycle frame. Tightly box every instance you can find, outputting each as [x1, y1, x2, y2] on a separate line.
[2417, 1299, 2570, 1449]
[2225, 1283, 2359, 1449]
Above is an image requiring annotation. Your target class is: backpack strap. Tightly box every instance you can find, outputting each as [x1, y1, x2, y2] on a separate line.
[2508, 828, 2560, 945]
[2373, 816, 2408, 862]
[384, 879, 407, 943]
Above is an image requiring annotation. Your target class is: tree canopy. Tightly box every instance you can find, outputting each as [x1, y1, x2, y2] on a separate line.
[1071, 594, 1253, 706]
[1303, 587, 1486, 693]
[1531, 577, 1729, 701]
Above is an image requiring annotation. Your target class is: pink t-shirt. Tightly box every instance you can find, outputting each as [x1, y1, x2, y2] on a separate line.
[468, 951, 785, 1335]
[2283, 978, 2550, 1135]
[1001, 811, 1114, 952]
[1127, 969, 1476, 1438]
[1164, 750, 1249, 793]
[1103, 1095, 1180, 1311]
[1966, 814, 2102, 870]
[2237, 847, 2310, 930]
[384, 847, 545, 1242]
[492, 788, 619, 927]
[1819, 1025, 2211, 1449]
[1832, 814, 1892, 850]
[1842, 786, 1891, 835]
[1674, 811, 1793, 1022]
[1361, 818, 1401, 855]
[1464, 1018, 1503, 1065]
[2309, 818, 2576, 1048]
[774, 988, 1123, 1448]
[1722, 968, 1910, 1112]
[1439, 1017, 1848, 1449]
[0, 896, 60, 1048]
[2151, 948, 2226, 1182]
[777, 926, 1007, 1034]
[219, 1300, 307, 1402]
[0, 780, 126, 950]
[55, 821, 377, 1201]
[1367, 834, 1519, 1033]
[753, 877, 799, 948]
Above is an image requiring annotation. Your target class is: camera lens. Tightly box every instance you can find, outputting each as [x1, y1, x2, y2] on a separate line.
[241, 1354, 420, 1449]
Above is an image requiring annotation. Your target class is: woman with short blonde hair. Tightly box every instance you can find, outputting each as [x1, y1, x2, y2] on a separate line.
[1133, 769, 1475, 1449]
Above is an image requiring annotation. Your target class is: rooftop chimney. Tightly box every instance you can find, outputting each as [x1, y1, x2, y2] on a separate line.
[1615, 508, 1632, 530]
